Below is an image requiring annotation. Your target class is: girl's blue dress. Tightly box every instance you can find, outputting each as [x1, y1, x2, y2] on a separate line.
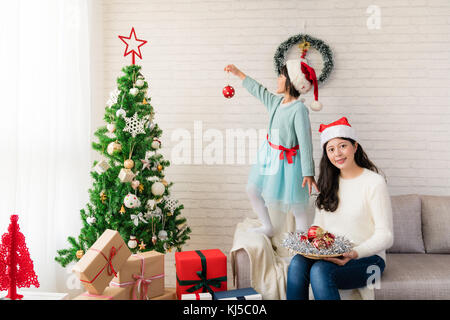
[243, 76, 315, 212]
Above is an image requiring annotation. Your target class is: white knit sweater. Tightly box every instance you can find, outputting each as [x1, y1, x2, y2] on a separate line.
[313, 168, 394, 261]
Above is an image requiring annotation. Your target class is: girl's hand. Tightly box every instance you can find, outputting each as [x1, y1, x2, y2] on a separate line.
[302, 176, 319, 196]
[323, 250, 359, 266]
[224, 64, 246, 80]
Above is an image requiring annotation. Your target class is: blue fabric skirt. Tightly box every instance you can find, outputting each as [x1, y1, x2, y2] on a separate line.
[247, 140, 310, 211]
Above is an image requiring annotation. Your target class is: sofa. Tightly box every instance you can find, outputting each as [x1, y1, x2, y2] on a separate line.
[231, 194, 450, 299]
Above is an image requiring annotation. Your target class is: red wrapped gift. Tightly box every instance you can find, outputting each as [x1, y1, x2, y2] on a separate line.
[175, 249, 227, 300]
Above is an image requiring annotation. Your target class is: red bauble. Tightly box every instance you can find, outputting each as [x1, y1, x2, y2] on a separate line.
[223, 85, 235, 99]
[307, 225, 325, 241]
[312, 238, 327, 250]
[322, 232, 336, 248]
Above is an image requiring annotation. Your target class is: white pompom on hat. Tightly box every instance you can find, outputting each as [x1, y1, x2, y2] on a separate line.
[319, 117, 358, 148]
[286, 59, 322, 111]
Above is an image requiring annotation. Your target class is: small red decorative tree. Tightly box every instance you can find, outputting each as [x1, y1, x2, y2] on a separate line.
[0, 215, 39, 300]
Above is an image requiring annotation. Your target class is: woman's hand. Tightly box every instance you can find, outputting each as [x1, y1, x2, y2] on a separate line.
[302, 176, 319, 196]
[323, 250, 359, 266]
[224, 64, 246, 80]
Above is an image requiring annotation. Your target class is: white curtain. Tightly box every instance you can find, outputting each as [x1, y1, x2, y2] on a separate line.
[0, 0, 93, 295]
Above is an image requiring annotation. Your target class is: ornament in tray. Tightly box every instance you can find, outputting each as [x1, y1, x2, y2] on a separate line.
[281, 226, 353, 260]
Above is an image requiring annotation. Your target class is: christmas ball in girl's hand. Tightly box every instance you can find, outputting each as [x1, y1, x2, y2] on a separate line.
[223, 85, 235, 98]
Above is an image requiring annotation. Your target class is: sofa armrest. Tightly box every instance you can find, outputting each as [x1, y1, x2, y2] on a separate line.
[233, 248, 251, 289]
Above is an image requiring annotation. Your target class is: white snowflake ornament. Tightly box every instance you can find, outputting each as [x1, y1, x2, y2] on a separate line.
[123, 112, 146, 138]
[163, 196, 178, 215]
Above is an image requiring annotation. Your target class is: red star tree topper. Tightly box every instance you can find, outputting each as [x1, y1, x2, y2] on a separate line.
[0, 215, 39, 300]
[118, 27, 147, 64]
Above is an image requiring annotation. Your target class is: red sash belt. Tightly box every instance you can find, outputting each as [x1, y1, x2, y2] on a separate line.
[266, 134, 299, 164]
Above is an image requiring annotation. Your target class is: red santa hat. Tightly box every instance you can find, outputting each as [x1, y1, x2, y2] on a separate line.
[318, 117, 358, 148]
[286, 58, 322, 111]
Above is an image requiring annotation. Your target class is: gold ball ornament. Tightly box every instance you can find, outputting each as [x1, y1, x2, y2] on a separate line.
[76, 250, 84, 259]
[124, 159, 134, 169]
[107, 141, 122, 155]
[157, 164, 163, 171]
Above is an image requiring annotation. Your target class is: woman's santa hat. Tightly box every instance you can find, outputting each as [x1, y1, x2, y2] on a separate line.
[319, 117, 358, 148]
[286, 58, 322, 111]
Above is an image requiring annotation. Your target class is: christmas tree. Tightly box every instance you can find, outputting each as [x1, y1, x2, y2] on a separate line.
[0, 215, 40, 300]
[55, 63, 192, 267]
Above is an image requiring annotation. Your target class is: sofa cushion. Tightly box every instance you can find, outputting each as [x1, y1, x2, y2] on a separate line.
[387, 194, 425, 253]
[421, 195, 450, 253]
[375, 254, 450, 300]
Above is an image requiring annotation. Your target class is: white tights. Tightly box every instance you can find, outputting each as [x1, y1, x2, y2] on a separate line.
[247, 185, 309, 237]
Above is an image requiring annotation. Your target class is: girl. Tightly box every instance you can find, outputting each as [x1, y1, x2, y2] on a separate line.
[286, 116, 394, 300]
[224, 63, 319, 237]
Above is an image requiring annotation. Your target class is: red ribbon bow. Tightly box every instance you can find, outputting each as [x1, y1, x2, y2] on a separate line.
[318, 117, 351, 133]
[106, 246, 118, 276]
[131, 254, 165, 300]
[81, 245, 122, 284]
[266, 134, 299, 164]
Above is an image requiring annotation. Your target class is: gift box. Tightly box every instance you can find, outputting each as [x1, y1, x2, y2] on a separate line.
[181, 292, 213, 300]
[72, 229, 132, 294]
[175, 249, 227, 300]
[72, 286, 129, 300]
[151, 288, 177, 300]
[119, 168, 135, 183]
[109, 251, 165, 300]
[213, 287, 262, 300]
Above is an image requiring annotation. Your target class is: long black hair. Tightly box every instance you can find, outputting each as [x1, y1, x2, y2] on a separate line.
[315, 138, 382, 212]
[280, 64, 301, 98]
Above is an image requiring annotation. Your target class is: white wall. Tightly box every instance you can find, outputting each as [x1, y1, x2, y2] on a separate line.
[98, 0, 450, 289]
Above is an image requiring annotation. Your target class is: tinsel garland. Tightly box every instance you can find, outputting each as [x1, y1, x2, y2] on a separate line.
[281, 231, 353, 258]
[273, 33, 334, 84]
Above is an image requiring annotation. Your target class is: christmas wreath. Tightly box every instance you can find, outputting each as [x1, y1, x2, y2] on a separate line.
[274, 33, 334, 84]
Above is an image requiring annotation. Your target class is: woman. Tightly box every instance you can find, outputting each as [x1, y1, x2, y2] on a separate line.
[286, 116, 394, 300]
[224, 63, 318, 237]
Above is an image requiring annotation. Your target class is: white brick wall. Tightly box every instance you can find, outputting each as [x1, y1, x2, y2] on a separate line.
[96, 0, 450, 289]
